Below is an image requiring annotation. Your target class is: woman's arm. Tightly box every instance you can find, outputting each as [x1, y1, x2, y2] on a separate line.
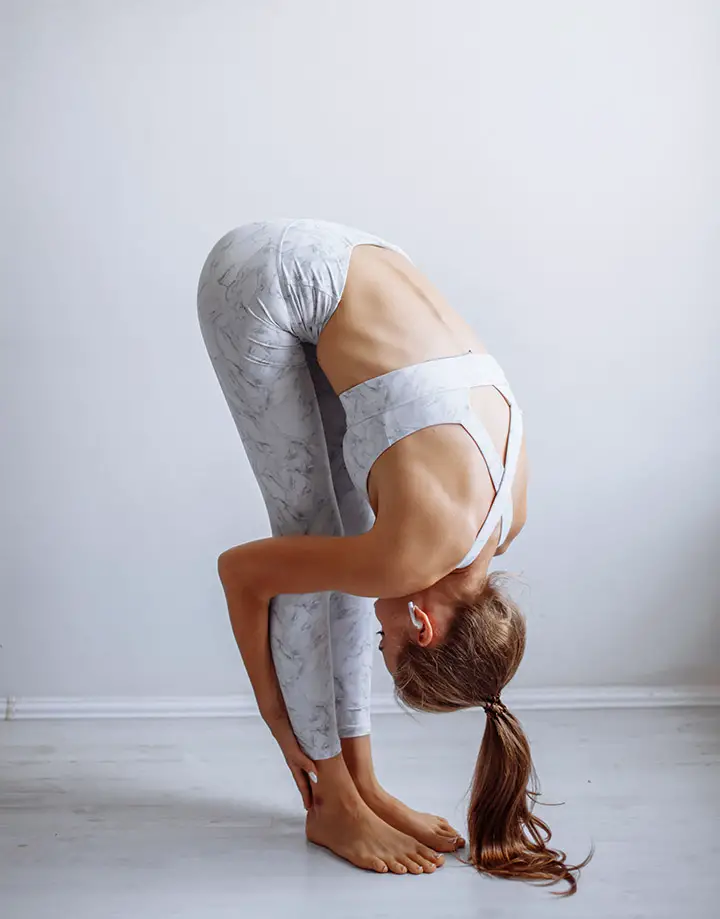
[216, 520, 467, 720]
[215, 527, 450, 716]
[217, 526, 431, 716]
[218, 518, 468, 605]
[216, 528, 435, 724]
[217, 564, 317, 807]
[218, 572, 287, 725]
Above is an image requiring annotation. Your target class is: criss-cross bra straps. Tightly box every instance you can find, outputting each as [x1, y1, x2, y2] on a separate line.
[453, 358, 524, 568]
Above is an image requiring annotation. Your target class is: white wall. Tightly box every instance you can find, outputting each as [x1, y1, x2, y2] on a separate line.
[1, 0, 718, 705]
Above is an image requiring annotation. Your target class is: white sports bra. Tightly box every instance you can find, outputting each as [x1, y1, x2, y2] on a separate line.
[339, 351, 524, 569]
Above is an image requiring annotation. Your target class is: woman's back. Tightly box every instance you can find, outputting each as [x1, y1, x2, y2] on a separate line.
[317, 244, 487, 390]
[317, 244, 528, 557]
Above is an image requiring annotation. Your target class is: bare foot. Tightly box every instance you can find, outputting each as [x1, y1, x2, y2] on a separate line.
[362, 788, 465, 853]
[338, 737, 465, 853]
[306, 796, 445, 875]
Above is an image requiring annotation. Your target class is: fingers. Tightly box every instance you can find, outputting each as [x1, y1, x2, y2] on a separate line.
[299, 755, 317, 782]
[290, 764, 313, 810]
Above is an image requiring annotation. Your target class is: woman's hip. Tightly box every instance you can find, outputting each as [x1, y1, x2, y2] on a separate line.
[198, 217, 404, 345]
[197, 221, 298, 337]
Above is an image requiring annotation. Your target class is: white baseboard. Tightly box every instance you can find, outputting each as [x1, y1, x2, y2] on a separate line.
[4, 686, 720, 721]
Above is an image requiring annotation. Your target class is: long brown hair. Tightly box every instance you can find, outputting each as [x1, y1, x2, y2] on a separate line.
[394, 570, 592, 896]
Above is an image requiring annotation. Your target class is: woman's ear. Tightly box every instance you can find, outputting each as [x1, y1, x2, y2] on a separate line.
[412, 606, 434, 647]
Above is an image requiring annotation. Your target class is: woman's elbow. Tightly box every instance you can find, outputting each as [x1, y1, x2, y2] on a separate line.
[217, 547, 252, 589]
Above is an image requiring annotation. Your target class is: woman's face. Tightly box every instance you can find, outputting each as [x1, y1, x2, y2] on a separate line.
[374, 597, 415, 674]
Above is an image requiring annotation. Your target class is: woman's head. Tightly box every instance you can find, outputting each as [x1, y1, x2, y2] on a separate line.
[376, 569, 525, 707]
[375, 569, 591, 895]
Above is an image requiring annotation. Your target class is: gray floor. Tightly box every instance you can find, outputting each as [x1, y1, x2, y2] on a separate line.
[1, 707, 719, 918]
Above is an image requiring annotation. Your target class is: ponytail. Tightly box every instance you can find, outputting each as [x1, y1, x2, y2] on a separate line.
[394, 571, 592, 895]
[468, 700, 592, 896]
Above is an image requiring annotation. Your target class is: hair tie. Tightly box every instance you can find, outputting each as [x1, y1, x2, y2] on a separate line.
[483, 695, 504, 715]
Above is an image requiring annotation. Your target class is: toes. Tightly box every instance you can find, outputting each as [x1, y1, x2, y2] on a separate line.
[418, 845, 445, 866]
[432, 835, 459, 853]
[416, 855, 437, 872]
[386, 859, 408, 875]
[402, 857, 424, 875]
[369, 857, 388, 873]
[432, 828, 465, 850]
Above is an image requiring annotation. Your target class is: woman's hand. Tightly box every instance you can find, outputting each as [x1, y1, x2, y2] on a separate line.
[266, 713, 318, 810]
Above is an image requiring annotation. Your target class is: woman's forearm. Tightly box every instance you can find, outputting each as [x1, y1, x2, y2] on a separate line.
[217, 559, 287, 728]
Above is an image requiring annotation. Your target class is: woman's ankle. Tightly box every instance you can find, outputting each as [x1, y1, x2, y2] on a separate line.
[340, 735, 383, 800]
[312, 752, 366, 811]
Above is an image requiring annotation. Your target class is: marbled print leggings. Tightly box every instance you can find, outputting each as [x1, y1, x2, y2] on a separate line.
[196, 220, 408, 759]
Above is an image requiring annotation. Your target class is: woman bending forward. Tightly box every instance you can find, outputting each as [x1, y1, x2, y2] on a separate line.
[197, 219, 586, 893]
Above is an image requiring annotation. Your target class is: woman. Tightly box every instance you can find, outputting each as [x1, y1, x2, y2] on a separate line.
[197, 219, 586, 893]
